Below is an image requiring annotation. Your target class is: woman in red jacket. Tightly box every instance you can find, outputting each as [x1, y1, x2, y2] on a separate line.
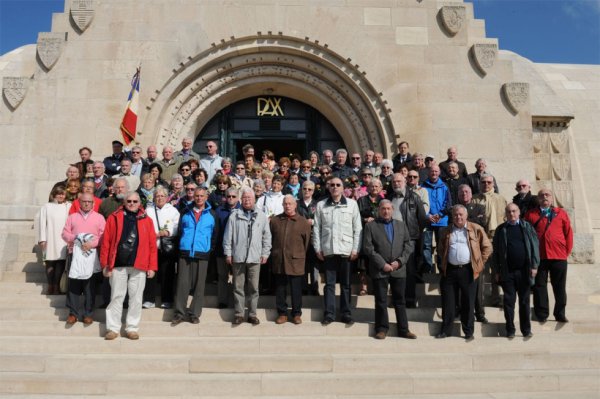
[100, 192, 158, 340]
[524, 189, 573, 324]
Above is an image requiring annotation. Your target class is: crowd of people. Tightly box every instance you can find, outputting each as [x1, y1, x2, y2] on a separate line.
[36, 138, 573, 340]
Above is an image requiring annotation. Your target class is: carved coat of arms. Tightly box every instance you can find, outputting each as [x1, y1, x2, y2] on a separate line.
[502, 82, 529, 113]
[37, 32, 66, 70]
[472, 43, 498, 74]
[2, 77, 30, 110]
[70, 0, 94, 32]
[440, 6, 466, 35]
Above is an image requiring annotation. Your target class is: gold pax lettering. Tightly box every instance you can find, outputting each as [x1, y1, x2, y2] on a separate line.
[257, 97, 284, 117]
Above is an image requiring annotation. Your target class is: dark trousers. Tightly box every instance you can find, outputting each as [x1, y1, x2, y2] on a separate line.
[274, 274, 303, 317]
[143, 252, 176, 303]
[405, 240, 418, 305]
[323, 255, 352, 320]
[422, 226, 441, 273]
[475, 275, 485, 318]
[44, 260, 65, 287]
[66, 274, 97, 318]
[373, 276, 409, 335]
[174, 257, 208, 318]
[502, 268, 531, 335]
[534, 259, 567, 320]
[441, 265, 476, 336]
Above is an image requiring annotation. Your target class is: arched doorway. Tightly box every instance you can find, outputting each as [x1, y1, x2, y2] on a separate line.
[141, 34, 396, 157]
[193, 96, 346, 161]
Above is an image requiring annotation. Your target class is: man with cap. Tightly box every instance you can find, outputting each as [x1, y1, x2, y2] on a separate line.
[103, 140, 130, 176]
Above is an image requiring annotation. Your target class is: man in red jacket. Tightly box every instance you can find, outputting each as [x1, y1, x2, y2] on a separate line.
[100, 192, 158, 340]
[524, 189, 573, 323]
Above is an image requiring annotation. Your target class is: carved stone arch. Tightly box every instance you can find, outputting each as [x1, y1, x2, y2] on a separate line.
[141, 34, 396, 155]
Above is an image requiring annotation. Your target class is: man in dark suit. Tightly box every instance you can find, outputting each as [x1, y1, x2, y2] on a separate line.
[392, 141, 413, 171]
[362, 200, 416, 340]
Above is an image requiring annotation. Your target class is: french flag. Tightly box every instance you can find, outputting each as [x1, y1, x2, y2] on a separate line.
[120, 67, 140, 145]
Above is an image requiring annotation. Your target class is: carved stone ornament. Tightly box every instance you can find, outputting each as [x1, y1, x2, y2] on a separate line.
[440, 6, 466, 36]
[550, 131, 569, 154]
[532, 132, 548, 154]
[534, 153, 551, 181]
[502, 82, 529, 113]
[551, 153, 572, 181]
[553, 181, 574, 208]
[70, 0, 94, 32]
[2, 77, 30, 109]
[37, 32, 66, 70]
[472, 43, 498, 74]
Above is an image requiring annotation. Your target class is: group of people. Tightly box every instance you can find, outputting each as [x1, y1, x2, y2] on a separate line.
[36, 138, 573, 340]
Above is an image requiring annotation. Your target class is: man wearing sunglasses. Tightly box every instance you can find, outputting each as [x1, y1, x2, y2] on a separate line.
[313, 177, 362, 325]
[100, 192, 157, 340]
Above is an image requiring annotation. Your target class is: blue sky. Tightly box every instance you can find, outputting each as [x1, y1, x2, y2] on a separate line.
[0, 0, 599, 64]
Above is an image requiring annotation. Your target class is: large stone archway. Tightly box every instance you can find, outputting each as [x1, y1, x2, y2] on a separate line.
[141, 34, 396, 155]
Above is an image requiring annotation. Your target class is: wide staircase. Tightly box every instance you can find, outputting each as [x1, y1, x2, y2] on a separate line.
[0, 225, 599, 397]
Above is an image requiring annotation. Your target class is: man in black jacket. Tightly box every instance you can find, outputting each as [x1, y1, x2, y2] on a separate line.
[387, 173, 427, 308]
[512, 179, 538, 217]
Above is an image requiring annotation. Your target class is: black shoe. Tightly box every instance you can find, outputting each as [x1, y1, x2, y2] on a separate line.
[537, 316, 548, 323]
[465, 335, 474, 342]
[507, 332, 515, 339]
[217, 303, 228, 309]
[248, 316, 260, 325]
[406, 301, 416, 309]
[556, 316, 569, 323]
[232, 316, 244, 325]
[341, 316, 354, 325]
[321, 318, 334, 326]
[524, 332, 533, 339]
[171, 316, 184, 327]
[476, 316, 489, 324]
[435, 332, 448, 339]
[190, 316, 200, 324]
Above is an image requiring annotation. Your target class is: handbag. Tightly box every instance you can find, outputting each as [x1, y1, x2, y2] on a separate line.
[59, 254, 71, 294]
[153, 205, 178, 257]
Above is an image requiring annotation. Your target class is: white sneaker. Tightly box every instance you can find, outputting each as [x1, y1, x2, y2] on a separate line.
[160, 302, 172, 309]
[142, 301, 155, 309]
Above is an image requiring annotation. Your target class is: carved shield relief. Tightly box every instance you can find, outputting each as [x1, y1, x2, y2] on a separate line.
[440, 6, 466, 36]
[37, 32, 66, 70]
[70, 0, 94, 32]
[534, 153, 551, 181]
[551, 154, 572, 181]
[2, 77, 29, 109]
[502, 82, 529, 113]
[472, 43, 497, 74]
[550, 131, 570, 154]
[532, 132, 548, 153]
[553, 181, 574, 208]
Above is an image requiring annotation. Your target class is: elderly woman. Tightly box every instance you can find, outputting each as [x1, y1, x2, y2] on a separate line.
[168, 174, 185, 206]
[37, 186, 72, 294]
[261, 170, 274, 192]
[136, 173, 156, 208]
[208, 174, 232, 209]
[344, 174, 367, 200]
[65, 179, 81, 202]
[231, 161, 254, 190]
[253, 179, 266, 201]
[357, 178, 384, 296]
[220, 157, 233, 177]
[257, 175, 285, 218]
[300, 160, 319, 185]
[308, 151, 320, 175]
[261, 150, 277, 171]
[178, 161, 193, 184]
[148, 163, 168, 188]
[283, 173, 301, 199]
[379, 159, 394, 195]
[296, 180, 320, 295]
[143, 186, 180, 309]
[177, 181, 197, 214]
[277, 157, 291, 181]
[192, 168, 209, 189]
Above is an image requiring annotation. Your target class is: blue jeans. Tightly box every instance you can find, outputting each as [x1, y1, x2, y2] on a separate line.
[323, 255, 352, 321]
[422, 226, 442, 273]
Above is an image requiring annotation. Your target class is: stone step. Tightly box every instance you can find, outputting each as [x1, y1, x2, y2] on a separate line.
[1, 350, 598, 375]
[0, 369, 597, 396]
[0, 318, 597, 338]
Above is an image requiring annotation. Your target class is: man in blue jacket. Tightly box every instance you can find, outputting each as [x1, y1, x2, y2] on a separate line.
[421, 165, 452, 273]
[171, 187, 219, 326]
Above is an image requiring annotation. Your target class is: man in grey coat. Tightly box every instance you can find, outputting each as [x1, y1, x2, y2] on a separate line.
[223, 187, 271, 325]
[363, 200, 416, 340]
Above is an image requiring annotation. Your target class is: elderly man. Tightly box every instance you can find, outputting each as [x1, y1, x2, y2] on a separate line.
[363, 200, 416, 339]
[270, 195, 311, 324]
[313, 176, 362, 325]
[175, 137, 200, 162]
[436, 205, 492, 341]
[439, 146, 468, 179]
[92, 162, 110, 198]
[142, 145, 158, 174]
[524, 189, 573, 323]
[444, 162, 469, 205]
[387, 173, 427, 308]
[129, 146, 145, 177]
[118, 159, 140, 191]
[512, 179, 538, 217]
[421, 165, 452, 273]
[61, 193, 106, 326]
[223, 188, 272, 325]
[362, 150, 376, 170]
[392, 141, 413, 171]
[214, 187, 241, 308]
[350, 153, 362, 174]
[51, 165, 80, 196]
[493, 203, 539, 338]
[100, 192, 157, 340]
[73, 147, 93, 178]
[200, 140, 223, 184]
[331, 148, 353, 180]
[473, 173, 507, 307]
[103, 140, 129, 176]
[467, 158, 498, 195]
[322, 149, 334, 166]
[406, 169, 429, 213]
[171, 187, 219, 326]
[99, 177, 129, 219]
[158, 146, 181, 182]
[69, 179, 102, 214]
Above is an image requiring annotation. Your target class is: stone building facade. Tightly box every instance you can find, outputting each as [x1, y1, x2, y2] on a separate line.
[0, 0, 597, 262]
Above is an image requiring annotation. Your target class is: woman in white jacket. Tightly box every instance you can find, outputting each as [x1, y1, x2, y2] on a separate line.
[256, 176, 285, 218]
[143, 186, 180, 309]
[36, 186, 71, 294]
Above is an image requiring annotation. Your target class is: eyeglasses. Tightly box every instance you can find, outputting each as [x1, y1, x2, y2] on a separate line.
[407, 175, 418, 179]
[320, 171, 330, 175]
[302, 188, 314, 191]
[132, 151, 141, 154]
[126, 200, 139, 204]
[226, 195, 238, 198]
[351, 157, 361, 160]
[330, 183, 342, 187]
[186, 187, 195, 191]
[482, 181, 494, 185]
[517, 184, 529, 188]
[302, 166, 311, 169]
[80, 200, 93, 204]
[236, 167, 245, 170]
[382, 166, 391, 169]
[181, 168, 190, 172]
[362, 173, 373, 177]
